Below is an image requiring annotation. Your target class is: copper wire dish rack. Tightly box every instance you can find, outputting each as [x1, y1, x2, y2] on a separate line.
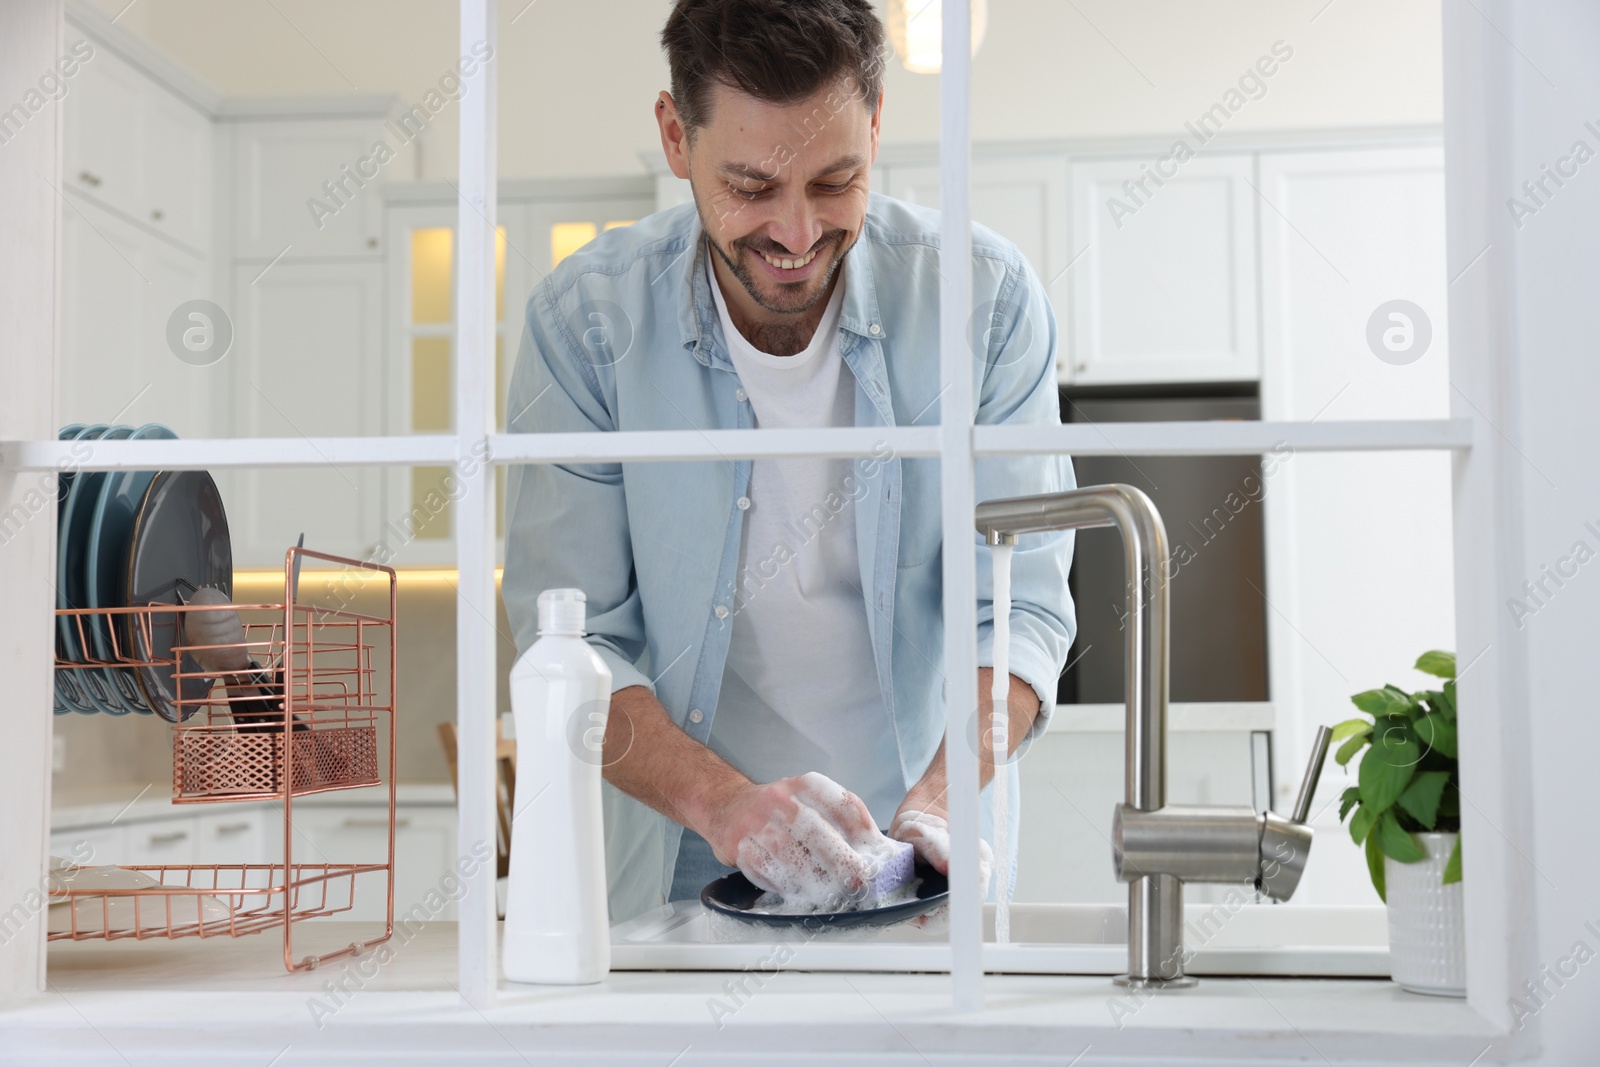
[50, 548, 398, 972]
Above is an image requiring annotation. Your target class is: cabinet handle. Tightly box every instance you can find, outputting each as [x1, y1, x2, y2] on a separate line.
[77, 170, 101, 188]
[151, 208, 165, 221]
[147, 831, 189, 845]
[214, 822, 253, 835]
[342, 817, 408, 829]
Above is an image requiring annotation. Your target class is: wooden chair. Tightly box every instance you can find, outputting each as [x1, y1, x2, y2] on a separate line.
[437, 721, 517, 884]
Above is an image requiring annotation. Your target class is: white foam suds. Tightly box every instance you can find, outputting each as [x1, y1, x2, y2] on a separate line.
[990, 543, 1014, 945]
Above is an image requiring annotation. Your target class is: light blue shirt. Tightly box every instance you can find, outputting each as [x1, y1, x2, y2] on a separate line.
[503, 193, 1077, 922]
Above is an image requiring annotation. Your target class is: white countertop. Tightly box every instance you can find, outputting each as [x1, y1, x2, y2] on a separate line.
[9, 922, 1504, 1065]
[49, 781, 457, 830]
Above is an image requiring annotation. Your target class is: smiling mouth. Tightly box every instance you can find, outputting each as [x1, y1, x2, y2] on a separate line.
[757, 247, 820, 271]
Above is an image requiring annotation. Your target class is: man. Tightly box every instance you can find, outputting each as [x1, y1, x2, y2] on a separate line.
[504, 0, 1075, 923]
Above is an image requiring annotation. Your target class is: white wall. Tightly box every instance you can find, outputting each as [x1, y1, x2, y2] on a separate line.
[85, 0, 1443, 179]
[1490, 3, 1600, 1058]
[1444, 0, 1600, 1057]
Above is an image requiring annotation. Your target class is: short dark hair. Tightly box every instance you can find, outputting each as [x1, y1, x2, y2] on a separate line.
[661, 0, 886, 134]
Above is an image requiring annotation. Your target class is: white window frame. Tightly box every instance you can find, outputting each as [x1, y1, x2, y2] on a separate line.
[0, 0, 1530, 1049]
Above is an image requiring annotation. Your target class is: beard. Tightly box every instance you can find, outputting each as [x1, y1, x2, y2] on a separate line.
[699, 215, 855, 316]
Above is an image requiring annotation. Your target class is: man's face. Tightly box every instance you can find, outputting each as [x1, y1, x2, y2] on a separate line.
[663, 79, 881, 318]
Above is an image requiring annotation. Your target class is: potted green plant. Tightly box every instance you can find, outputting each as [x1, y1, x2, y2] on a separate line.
[1332, 649, 1464, 996]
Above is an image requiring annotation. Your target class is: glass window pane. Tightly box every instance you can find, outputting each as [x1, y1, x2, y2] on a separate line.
[411, 227, 454, 325]
[496, 225, 507, 322]
[411, 336, 452, 432]
[550, 222, 598, 270]
[409, 467, 453, 540]
[494, 334, 506, 431]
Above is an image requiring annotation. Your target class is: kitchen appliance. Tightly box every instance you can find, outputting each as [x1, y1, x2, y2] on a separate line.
[1057, 393, 1269, 706]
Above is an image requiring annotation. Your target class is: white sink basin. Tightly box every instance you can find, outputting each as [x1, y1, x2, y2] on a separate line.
[611, 901, 1390, 977]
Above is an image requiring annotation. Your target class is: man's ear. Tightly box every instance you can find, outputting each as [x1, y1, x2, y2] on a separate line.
[656, 91, 691, 180]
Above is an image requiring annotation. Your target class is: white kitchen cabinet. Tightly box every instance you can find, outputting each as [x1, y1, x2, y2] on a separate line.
[224, 258, 385, 566]
[1068, 153, 1260, 384]
[63, 46, 148, 230]
[379, 188, 652, 565]
[196, 809, 273, 868]
[294, 803, 456, 922]
[122, 815, 200, 867]
[229, 119, 390, 259]
[58, 195, 219, 437]
[140, 86, 215, 252]
[62, 43, 212, 254]
[48, 824, 126, 868]
[880, 159, 1070, 353]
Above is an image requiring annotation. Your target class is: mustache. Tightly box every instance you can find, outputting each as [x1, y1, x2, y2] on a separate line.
[734, 231, 846, 258]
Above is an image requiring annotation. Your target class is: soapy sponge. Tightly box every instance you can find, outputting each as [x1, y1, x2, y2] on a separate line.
[867, 839, 916, 901]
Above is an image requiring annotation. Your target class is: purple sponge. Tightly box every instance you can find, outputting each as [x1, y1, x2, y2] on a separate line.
[868, 839, 916, 900]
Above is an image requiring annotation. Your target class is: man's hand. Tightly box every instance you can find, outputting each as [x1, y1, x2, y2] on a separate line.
[887, 668, 1037, 894]
[888, 806, 994, 897]
[708, 772, 883, 904]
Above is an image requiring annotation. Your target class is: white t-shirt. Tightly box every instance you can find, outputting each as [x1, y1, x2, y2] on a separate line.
[706, 258, 904, 826]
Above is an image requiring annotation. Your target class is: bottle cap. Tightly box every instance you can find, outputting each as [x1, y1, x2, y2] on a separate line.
[536, 588, 587, 636]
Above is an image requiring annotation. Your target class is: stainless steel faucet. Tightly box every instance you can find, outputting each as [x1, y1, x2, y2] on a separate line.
[976, 484, 1331, 988]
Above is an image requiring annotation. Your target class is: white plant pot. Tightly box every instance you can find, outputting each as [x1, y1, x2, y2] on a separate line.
[1385, 831, 1466, 996]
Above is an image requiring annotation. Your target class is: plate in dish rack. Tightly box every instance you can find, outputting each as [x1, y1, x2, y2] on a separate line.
[125, 469, 233, 722]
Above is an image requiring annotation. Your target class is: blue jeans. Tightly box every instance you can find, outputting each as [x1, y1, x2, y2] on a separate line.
[669, 828, 738, 902]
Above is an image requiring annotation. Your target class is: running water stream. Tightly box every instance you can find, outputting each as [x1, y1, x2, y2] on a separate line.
[989, 543, 1014, 944]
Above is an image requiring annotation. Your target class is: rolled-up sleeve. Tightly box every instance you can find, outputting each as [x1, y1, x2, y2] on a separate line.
[501, 280, 654, 695]
[971, 252, 1077, 737]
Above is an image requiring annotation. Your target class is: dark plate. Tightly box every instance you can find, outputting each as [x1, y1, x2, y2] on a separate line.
[700, 862, 949, 930]
[57, 425, 130, 715]
[86, 423, 178, 715]
[125, 470, 232, 722]
[53, 424, 99, 715]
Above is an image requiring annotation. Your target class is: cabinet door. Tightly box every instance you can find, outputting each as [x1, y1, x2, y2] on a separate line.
[196, 810, 269, 867]
[226, 259, 384, 566]
[62, 46, 146, 224]
[142, 90, 213, 252]
[294, 805, 456, 923]
[59, 196, 219, 435]
[122, 817, 200, 867]
[49, 824, 127, 868]
[882, 159, 1070, 356]
[231, 120, 387, 258]
[1068, 154, 1260, 384]
[59, 199, 148, 427]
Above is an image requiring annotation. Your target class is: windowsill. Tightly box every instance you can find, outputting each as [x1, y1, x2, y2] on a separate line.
[18, 923, 1504, 1062]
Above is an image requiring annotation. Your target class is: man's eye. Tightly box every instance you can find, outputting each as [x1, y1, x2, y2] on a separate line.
[732, 185, 771, 201]
[816, 182, 852, 194]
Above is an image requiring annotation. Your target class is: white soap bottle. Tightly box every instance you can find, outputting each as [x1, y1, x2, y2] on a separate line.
[502, 588, 613, 985]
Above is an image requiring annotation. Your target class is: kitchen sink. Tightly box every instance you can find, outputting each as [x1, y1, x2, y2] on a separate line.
[610, 901, 1390, 977]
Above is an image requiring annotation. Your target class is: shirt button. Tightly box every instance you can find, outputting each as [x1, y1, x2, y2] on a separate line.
[688, 708, 704, 724]
[736, 496, 751, 510]
[869, 323, 881, 335]
[735, 388, 748, 402]
[714, 604, 729, 620]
